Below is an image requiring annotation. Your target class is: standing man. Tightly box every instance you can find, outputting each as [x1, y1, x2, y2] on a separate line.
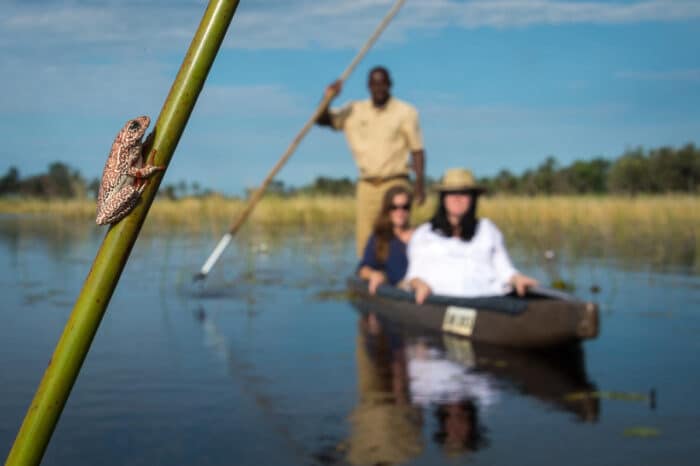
[317, 66, 427, 257]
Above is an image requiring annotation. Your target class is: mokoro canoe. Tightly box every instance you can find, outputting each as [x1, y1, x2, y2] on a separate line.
[347, 277, 599, 349]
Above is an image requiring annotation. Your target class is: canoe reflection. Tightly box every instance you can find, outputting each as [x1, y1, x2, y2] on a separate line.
[348, 313, 598, 465]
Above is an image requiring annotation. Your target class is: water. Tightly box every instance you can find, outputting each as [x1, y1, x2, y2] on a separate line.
[0, 217, 699, 465]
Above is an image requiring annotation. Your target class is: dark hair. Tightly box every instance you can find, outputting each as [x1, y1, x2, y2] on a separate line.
[432, 400, 488, 452]
[368, 65, 392, 86]
[430, 192, 480, 241]
[373, 185, 413, 263]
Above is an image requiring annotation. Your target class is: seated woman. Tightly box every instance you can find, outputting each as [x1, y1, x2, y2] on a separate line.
[405, 168, 538, 304]
[357, 186, 414, 294]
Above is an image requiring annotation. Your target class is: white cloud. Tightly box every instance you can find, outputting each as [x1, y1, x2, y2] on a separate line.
[410, 0, 700, 30]
[2, 1, 699, 54]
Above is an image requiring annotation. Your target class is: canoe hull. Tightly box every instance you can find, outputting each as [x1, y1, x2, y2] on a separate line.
[348, 277, 599, 349]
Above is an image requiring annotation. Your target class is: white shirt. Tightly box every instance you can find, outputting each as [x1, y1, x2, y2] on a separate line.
[330, 98, 423, 178]
[406, 344, 498, 409]
[405, 219, 518, 297]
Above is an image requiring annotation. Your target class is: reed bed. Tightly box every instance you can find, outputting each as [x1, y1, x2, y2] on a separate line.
[480, 195, 699, 268]
[0, 195, 697, 268]
[0, 195, 356, 230]
[2, 194, 697, 231]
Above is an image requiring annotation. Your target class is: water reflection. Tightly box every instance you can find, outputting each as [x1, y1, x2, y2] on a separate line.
[349, 314, 424, 465]
[350, 312, 598, 465]
[192, 306, 312, 464]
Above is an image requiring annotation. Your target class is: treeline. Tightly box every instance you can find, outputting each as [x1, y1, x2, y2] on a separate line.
[0, 163, 90, 198]
[479, 144, 700, 195]
[0, 162, 213, 200]
[2, 144, 699, 199]
[248, 176, 355, 197]
[259, 144, 700, 196]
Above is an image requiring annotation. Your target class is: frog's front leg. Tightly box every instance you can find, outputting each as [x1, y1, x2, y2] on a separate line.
[95, 183, 142, 225]
[130, 148, 164, 192]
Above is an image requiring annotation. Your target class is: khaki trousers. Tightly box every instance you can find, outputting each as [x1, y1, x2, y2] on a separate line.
[355, 177, 412, 258]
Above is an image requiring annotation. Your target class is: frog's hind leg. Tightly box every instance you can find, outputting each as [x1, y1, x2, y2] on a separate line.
[96, 184, 141, 225]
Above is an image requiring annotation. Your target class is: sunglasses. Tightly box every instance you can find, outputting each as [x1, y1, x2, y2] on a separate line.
[444, 190, 475, 195]
[389, 203, 412, 211]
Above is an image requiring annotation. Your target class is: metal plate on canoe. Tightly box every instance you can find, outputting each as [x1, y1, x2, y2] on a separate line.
[442, 306, 477, 337]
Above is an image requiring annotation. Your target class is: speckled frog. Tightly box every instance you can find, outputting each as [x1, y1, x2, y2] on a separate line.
[96, 116, 164, 225]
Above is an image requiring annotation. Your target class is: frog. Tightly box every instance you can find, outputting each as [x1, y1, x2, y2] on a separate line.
[96, 115, 164, 225]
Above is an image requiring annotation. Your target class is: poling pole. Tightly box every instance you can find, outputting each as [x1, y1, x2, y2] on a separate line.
[5, 1, 241, 464]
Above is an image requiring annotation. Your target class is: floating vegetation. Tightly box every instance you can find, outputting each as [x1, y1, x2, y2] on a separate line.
[550, 279, 576, 292]
[312, 289, 353, 302]
[623, 426, 661, 438]
[565, 390, 656, 408]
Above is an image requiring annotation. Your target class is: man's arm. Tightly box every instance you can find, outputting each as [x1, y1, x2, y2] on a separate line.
[411, 149, 426, 205]
[316, 80, 342, 127]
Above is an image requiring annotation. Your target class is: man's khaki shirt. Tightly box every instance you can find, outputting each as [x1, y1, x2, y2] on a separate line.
[330, 97, 423, 179]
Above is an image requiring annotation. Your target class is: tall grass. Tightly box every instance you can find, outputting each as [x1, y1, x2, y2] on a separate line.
[1, 195, 697, 268]
[2, 194, 697, 230]
[480, 195, 699, 269]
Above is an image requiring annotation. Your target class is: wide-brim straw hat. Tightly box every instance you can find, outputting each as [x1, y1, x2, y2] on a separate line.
[433, 168, 486, 193]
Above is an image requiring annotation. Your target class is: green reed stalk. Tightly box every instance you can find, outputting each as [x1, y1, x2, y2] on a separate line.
[5, 1, 240, 464]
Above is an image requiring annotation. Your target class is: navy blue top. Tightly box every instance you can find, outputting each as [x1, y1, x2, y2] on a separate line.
[358, 234, 408, 285]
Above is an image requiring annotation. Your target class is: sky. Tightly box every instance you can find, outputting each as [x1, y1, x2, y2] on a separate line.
[1, 0, 699, 195]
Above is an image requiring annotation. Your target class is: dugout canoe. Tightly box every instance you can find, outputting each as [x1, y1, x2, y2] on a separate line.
[347, 277, 599, 349]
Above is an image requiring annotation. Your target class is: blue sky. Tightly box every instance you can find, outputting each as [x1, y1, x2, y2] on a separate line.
[1, 0, 699, 195]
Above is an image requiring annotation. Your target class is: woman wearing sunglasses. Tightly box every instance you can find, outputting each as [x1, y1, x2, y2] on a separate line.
[405, 168, 538, 304]
[357, 185, 414, 295]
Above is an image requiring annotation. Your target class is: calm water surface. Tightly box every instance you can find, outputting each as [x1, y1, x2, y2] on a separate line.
[0, 217, 699, 465]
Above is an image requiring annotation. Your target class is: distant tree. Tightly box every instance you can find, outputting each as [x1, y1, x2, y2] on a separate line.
[519, 169, 537, 196]
[159, 184, 177, 200]
[608, 148, 652, 194]
[12, 162, 85, 198]
[647, 144, 700, 192]
[191, 181, 201, 197]
[47, 162, 75, 197]
[561, 158, 611, 194]
[177, 180, 188, 198]
[675, 143, 700, 192]
[268, 179, 286, 195]
[244, 179, 288, 199]
[532, 156, 558, 194]
[302, 176, 355, 196]
[491, 169, 519, 193]
[0, 166, 20, 195]
[3, 142, 697, 200]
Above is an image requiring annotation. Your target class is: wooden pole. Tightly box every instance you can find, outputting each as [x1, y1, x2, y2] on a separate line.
[5, 1, 241, 464]
[194, 0, 408, 281]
